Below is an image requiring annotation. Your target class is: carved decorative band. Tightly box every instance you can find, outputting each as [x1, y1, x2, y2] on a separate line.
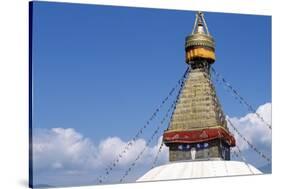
[163, 127, 236, 147]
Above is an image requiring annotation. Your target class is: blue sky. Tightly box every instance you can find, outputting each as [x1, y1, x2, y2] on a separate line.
[31, 1, 271, 187]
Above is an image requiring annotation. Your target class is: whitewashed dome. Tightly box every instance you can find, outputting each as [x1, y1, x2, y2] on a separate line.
[137, 160, 262, 182]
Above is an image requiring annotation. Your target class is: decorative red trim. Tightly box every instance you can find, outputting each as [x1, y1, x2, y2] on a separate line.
[163, 127, 236, 147]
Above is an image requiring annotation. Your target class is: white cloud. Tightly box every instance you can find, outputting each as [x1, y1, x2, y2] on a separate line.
[227, 103, 272, 151]
[33, 128, 99, 171]
[33, 128, 168, 174]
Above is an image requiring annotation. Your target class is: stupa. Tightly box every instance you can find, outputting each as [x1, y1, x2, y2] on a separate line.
[137, 11, 261, 182]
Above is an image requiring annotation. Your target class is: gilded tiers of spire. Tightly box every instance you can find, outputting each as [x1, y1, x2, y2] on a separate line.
[167, 70, 228, 132]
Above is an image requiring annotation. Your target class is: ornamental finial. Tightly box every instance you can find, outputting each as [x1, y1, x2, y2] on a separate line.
[185, 11, 215, 64]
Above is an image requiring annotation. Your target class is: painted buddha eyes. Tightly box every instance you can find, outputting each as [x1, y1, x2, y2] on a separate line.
[178, 144, 191, 150]
[178, 143, 208, 150]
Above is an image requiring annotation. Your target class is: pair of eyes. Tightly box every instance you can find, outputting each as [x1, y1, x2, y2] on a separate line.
[178, 143, 209, 150]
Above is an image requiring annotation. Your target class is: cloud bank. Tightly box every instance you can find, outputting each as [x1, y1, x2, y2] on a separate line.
[32, 103, 271, 186]
[33, 128, 168, 177]
[227, 103, 272, 151]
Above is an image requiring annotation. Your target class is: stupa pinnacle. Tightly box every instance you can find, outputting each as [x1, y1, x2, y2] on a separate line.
[163, 11, 236, 162]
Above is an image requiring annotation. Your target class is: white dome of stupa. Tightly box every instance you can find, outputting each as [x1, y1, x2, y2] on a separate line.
[137, 160, 262, 182]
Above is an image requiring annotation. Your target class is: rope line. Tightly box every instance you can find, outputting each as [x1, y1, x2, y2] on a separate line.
[231, 149, 240, 160]
[234, 145, 255, 174]
[119, 99, 177, 183]
[211, 67, 271, 130]
[149, 68, 189, 169]
[96, 68, 189, 184]
[227, 118, 271, 163]
[151, 140, 164, 169]
[118, 68, 189, 182]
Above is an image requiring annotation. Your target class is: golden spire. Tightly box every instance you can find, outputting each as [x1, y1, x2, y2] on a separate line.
[163, 11, 235, 162]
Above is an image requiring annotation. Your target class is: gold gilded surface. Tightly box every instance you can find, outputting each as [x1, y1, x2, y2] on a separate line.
[186, 48, 215, 62]
[167, 69, 227, 132]
[185, 33, 215, 50]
